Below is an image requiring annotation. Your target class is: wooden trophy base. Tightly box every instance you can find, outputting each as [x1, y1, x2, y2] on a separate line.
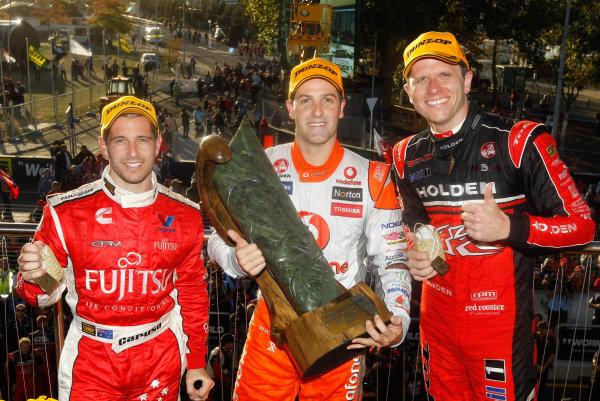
[283, 282, 392, 378]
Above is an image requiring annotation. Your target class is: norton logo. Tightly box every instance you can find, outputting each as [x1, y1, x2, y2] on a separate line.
[95, 208, 113, 224]
[344, 166, 357, 179]
[273, 158, 289, 174]
[298, 211, 330, 249]
[157, 214, 176, 232]
[471, 290, 497, 301]
[480, 142, 496, 159]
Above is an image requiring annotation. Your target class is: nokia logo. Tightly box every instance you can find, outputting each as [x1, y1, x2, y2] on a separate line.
[381, 221, 402, 230]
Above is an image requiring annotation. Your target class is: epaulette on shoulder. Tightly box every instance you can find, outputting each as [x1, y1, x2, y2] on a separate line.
[392, 135, 416, 179]
[508, 121, 545, 168]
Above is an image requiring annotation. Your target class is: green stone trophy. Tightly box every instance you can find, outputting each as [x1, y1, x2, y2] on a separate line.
[196, 119, 391, 377]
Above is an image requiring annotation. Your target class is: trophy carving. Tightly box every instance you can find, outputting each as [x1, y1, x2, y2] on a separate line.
[196, 120, 391, 377]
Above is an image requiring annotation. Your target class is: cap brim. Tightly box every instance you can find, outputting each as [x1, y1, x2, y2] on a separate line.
[102, 107, 159, 137]
[404, 53, 462, 78]
[289, 76, 344, 99]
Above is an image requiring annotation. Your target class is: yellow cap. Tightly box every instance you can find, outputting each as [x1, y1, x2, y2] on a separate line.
[100, 96, 159, 138]
[288, 58, 344, 99]
[403, 32, 469, 78]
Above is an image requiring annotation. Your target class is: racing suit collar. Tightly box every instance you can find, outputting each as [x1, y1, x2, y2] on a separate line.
[101, 167, 158, 208]
[429, 102, 481, 158]
[291, 139, 345, 182]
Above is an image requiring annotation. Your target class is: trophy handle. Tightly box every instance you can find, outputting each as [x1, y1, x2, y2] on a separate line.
[196, 134, 299, 345]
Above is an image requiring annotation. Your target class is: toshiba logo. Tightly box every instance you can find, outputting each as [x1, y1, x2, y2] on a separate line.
[471, 290, 497, 301]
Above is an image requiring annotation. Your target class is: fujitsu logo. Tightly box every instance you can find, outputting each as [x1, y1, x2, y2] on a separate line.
[84, 252, 173, 301]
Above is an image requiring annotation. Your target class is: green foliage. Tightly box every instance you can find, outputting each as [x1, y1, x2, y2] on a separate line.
[31, 0, 70, 26]
[88, 0, 132, 41]
[244, 0, 279, 50]
[540, 0, 600, 109]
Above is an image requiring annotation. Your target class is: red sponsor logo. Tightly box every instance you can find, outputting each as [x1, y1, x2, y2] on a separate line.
[344, 166, 357, 179]
[470, 290, 497, 301]
[331, 202, 363, 218]
[298, 211, 330, 249]
[407, 153, 433, 167]
[480, 142, 496, 159]
[273, 158, 289, 174]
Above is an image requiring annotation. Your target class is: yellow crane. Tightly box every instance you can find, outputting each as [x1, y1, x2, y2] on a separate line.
[288, 1, 332, 62]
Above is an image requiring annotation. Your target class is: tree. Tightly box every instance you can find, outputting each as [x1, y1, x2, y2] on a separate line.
[244, 0, 279, 52]
[438, 0, 554, 106]
[541, 0, 600, 139]
[87, 0, 133, 46]
[31, 0, 70, 27]
[361, 0, 443, 119]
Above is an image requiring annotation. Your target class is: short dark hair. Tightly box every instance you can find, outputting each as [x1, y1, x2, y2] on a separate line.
[220, 333, 235, 345]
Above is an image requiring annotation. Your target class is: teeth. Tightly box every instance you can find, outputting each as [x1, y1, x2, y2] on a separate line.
[426, 98, 448, 105]
[125, 162, 142, 167]
[309, 122, 325, 126]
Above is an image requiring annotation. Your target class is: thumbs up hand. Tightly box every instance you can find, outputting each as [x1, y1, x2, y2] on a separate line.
[461, 183, 510, 242]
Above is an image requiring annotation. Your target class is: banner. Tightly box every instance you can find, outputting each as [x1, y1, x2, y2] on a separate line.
[373, 128, 392, 164]
[119, 37, 132, 54]
[69, 38, 92, 57]
[3, 49, 15, 63]
[28, 46, 48, 68]
[0, 169, 19, 199]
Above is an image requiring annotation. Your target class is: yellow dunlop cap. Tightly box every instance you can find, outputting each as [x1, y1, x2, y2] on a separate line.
[101, 96, 159, 138]
[403, 32, 469, 78]
[288, 58, 344, 99]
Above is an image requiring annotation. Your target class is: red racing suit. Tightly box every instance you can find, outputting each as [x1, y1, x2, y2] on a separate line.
[17, 169, 209, 401]
[393, 103, 595, 401]
[208, 140, 411, 400]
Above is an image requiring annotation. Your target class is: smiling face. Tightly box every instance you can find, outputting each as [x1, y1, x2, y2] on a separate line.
[98, 115, 162, 193]
[404, 58, 473, 134]
[286, 78, 345, 150]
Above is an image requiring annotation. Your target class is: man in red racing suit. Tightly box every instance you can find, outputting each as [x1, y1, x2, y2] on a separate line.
[17, 96, 212, 400]
[208, 58, 412, 400]
[394, 32, 595, 401]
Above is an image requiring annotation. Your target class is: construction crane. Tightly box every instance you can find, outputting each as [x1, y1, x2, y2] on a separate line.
[288, 1, 332, 62]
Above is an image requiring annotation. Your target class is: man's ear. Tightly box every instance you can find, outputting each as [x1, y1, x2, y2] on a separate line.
[286, 99, 295, 120]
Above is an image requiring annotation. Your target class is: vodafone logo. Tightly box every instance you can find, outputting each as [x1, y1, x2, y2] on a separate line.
[298, 211, 330, 249]
[480, 142, 496, 159]
[95, 207, 113, 224]
[273, 158, 289, 174]
[344, 166, 357, 179]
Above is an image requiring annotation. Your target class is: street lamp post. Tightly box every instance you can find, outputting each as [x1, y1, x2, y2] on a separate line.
[208, 20, 212, 49]
[155, 0, 159, 91]
[182, 0, 186, 64]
